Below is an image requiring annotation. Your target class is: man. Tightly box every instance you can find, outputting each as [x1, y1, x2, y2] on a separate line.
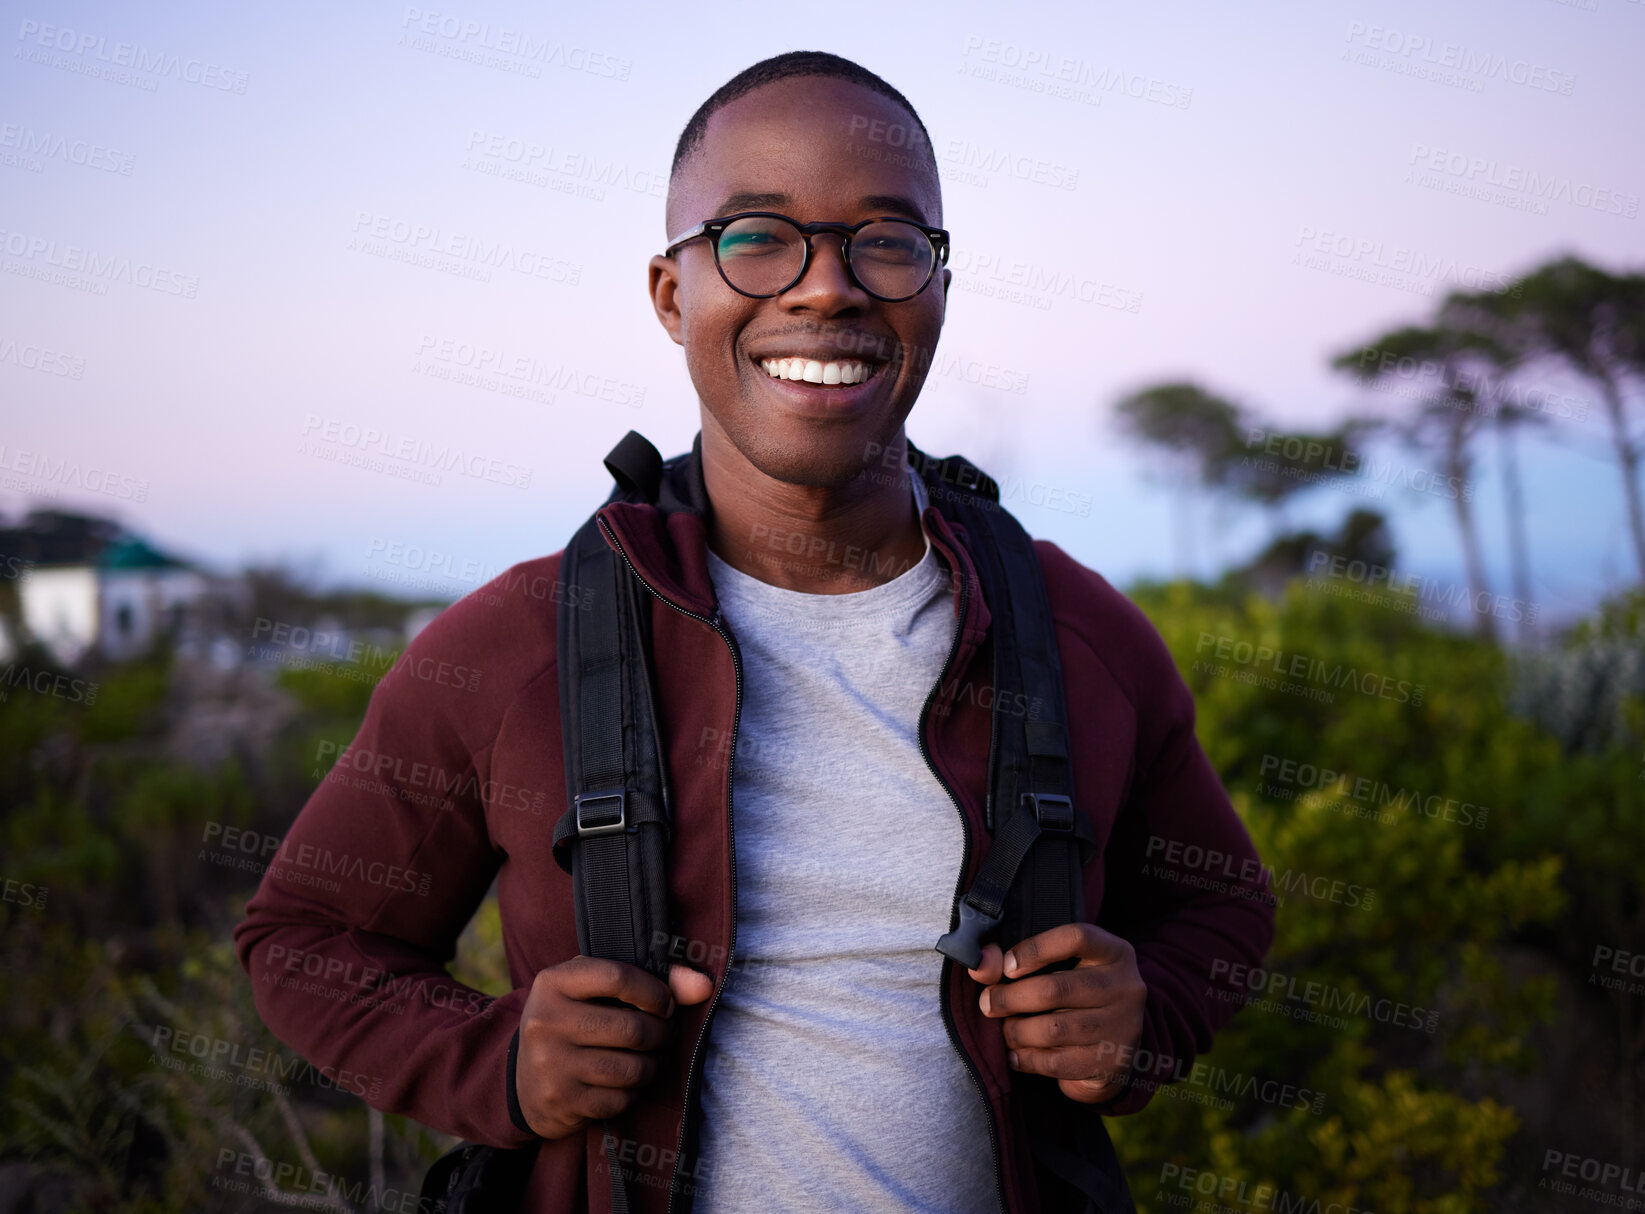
[235, 50, 1274, 1213]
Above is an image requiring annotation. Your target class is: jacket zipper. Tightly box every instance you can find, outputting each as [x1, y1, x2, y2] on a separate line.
[594, 514, 743, 1214]
[918, 556, 1010, 1214]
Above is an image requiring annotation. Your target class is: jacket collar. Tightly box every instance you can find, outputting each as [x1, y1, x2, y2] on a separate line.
[593, 432, 992, 651]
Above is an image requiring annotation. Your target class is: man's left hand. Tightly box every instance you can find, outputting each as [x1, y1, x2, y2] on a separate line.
[966, 922, 1147, 1104]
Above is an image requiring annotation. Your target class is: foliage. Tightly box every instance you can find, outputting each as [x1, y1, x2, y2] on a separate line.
[0, 541, 1635, 1211]
[1107, 578, 1590, 1212]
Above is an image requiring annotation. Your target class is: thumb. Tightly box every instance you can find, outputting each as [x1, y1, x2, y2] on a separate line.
[966, 942, 1006, 987]
[667, 962, 715, 1008]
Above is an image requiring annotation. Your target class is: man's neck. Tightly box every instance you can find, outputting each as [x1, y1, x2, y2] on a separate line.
[700, 428, 929, 595]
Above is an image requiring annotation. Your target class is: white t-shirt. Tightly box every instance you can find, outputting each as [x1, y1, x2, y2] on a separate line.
[690, 467, 1002, 1213]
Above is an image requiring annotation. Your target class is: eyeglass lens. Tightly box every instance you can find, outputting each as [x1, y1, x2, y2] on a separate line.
[715, 216, 934, 299]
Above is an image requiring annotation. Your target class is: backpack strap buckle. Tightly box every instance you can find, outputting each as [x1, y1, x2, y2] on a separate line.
[935, 897, 1004, 972]
[1028, 792, 1073, 831]
[575, 789, 628, 837]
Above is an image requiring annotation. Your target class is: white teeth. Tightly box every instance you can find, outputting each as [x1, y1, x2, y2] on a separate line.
[758, 357, 879, 386]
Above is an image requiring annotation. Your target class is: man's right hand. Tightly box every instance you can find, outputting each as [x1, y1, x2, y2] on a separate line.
[515, 956, 716, 1140]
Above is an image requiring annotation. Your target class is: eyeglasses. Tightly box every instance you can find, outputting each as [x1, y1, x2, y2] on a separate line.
[663, 211, 950, 303]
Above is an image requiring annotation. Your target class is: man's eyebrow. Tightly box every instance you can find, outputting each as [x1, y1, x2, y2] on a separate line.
[713, 191, 933, 224]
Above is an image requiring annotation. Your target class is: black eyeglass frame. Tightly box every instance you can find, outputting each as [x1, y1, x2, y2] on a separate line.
[662, 210, 951, 303]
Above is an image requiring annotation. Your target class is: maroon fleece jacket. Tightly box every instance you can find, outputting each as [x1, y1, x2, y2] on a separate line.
[233, 448, 1275, 1213]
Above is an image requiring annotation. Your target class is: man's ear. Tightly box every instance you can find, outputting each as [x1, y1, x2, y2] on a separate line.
[648, 254, 685, 347]
[940, 266, 951, 322]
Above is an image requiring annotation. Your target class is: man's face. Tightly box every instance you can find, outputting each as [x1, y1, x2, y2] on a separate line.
[649, 76, 949, 489]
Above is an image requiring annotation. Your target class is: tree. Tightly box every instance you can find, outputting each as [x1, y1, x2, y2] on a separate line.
[1113, 381, 1245, 576]
[1332, 325, 1507, 640]
[1113, 381, 1373, 575]
[1458, 257, 1645, 581]
[1423, 290, 1544, 643]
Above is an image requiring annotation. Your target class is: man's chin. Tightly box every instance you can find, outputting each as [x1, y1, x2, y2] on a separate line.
[733, 427, 892, 491]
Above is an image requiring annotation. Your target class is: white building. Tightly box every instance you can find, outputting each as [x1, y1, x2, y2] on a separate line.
[12, 536, 212, 666]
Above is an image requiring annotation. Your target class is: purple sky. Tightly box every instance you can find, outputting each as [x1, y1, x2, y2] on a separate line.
[3, 0, 1641, 629]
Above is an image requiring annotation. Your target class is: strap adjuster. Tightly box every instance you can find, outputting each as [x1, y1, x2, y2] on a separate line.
[575, 789, 627, 837]
[1026, 792, 1074, 831]
[935, 898, 1003, 971]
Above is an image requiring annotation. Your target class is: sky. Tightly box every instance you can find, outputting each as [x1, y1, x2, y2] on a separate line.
[2, 0, 1641, 629]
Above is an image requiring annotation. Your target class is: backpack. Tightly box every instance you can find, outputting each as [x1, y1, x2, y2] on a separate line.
[423, 431, 1136, 1214]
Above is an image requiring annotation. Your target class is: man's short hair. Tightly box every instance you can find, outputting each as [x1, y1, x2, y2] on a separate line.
[669, 50, 939, 189]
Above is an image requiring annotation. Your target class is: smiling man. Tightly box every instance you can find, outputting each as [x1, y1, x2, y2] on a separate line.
[236, 50, 1274, 1214]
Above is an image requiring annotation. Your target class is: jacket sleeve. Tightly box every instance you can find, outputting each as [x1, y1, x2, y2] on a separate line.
[1085, 591, 1277, 1116]
[232, 605, 542, 1149]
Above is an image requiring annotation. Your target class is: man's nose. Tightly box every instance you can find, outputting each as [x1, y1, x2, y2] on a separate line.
[780, 233, 868, 308]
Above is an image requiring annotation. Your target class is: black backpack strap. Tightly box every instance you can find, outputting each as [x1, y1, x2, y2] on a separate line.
[419, 1140, 538, 1213]
[1021, 1081, 1138, 1213]
[550, 431, 677, 1214]
[914, 449, 1130, 1213]
[918, 451, 1096, 972]
[550, 433, 675, 978]
[604, 429, 665, 503]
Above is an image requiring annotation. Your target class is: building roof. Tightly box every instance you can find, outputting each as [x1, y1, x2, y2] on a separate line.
[0, 509, 189, 570]
[98, 537, 187, 570]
